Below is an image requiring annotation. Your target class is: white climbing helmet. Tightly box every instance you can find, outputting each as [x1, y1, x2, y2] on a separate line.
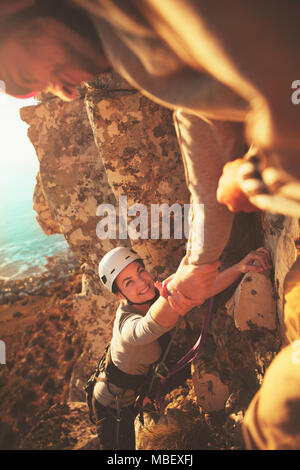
[98, 246, 141, 292]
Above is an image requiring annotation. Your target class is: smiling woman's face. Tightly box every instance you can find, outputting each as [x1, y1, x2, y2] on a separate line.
[115, 261, 156, 304]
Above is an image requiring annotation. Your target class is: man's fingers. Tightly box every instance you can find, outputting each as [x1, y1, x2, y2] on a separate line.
[168, 294, 187, 315]
[169, 288, 200, 313]
[170, 289, 192, 307]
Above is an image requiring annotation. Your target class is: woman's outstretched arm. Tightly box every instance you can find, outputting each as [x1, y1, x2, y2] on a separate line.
[208, 247, 272, 297]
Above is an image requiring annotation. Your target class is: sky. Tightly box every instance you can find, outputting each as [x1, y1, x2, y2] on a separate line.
[0, 93, 38, 193]
[0, 94, 38, 241]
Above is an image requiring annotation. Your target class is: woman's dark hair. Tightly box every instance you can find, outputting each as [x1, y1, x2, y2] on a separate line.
[112, 259, 145, 295]
[112, 280, 120, 295]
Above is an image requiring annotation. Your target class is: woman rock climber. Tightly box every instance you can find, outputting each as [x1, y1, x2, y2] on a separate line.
[92, 245, 271, 450]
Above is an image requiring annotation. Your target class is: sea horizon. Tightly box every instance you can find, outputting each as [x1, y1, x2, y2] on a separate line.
[0, 95, 69, 281]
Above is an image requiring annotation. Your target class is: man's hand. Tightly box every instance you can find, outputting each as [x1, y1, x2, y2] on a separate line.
[166, 262, 220, 306]
[217, 159, 258, 213]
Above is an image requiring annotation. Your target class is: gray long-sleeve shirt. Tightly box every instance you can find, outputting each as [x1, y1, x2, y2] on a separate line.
[93, 300, 172, 407]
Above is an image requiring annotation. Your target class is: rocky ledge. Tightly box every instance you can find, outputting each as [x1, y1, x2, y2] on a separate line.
[0, 250, 80, 305]
[0, 252, 83, 450]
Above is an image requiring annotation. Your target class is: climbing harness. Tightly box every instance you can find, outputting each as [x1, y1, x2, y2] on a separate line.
[84, 346, 157, 446]
[83, 345, 110, 425]
[147, 314, 184, 398]
[147, 296, 215, 406]
[163, 296, 215, 381]
[115, 393, 122, 449]
[84, 290, 215, 444]
[83, 344, 145, 424]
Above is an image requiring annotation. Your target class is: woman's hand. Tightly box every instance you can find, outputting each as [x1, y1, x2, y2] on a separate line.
[167, 287, 197, 315]
[234, 247, 272, 274]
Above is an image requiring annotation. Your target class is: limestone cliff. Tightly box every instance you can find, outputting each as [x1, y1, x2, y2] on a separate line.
[20, 72, 191, 402]
[19, 72, 299, 449]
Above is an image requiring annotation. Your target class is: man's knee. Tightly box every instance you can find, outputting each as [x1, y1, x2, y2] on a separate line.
[284, 258, 300, 343]
[243, 342, 300, 449]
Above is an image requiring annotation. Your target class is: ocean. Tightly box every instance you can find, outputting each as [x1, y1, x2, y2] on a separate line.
[0, 95, 68, 280]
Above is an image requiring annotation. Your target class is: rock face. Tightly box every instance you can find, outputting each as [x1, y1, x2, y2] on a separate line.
[225, 270, 276, 331]
[261, 214, 299, 337]
[20, 72, 191, 402]
[20, 88, 120, 395]
[84, 73, 189, 274]
[19, 72, 299, 448]
[191, 368, 230, 412]
[190, 212, 298, 414]
[33, 172, 62, 236]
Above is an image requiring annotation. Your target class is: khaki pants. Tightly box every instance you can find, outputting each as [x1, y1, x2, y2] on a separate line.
[243, 258, 300, 450]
